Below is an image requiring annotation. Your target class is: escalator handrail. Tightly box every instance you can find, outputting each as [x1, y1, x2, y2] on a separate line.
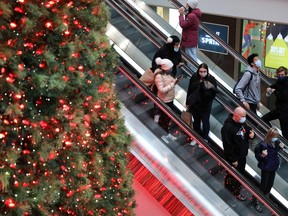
[106, 0, 288, 159]
[117, 62, 284, 216]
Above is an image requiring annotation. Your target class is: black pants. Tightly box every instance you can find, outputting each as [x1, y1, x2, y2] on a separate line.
[192, 106, 212, 140]
[260, 170, 276, 195]
[225, 158, 246, 196]
[159, 101, 174, 133]
[262, 109, 288, 140]
[248, 103, 257, 114]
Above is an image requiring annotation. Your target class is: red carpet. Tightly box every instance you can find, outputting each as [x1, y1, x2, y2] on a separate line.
[133, 180, 171, 216]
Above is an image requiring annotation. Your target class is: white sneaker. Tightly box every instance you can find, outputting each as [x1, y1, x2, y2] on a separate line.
[167, 133, 177, 141]
[161, 135, 169, 143]
[189, 140, 197, 146]
[198, 144, 203, 148]
[154, 114, 160, 123]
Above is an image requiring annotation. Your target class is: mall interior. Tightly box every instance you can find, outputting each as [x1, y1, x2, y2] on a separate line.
[106, 0, 288, 215]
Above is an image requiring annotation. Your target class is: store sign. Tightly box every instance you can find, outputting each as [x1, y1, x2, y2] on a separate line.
[198, 22, 229, 54]
[265, 23, 288, 69]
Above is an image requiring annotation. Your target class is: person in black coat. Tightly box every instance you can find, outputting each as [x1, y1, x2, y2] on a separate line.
[186, 63, 217, 146]
[221, 107, 255, 201]
[262, 66, 288, 140]
[152, 35, 184, 77]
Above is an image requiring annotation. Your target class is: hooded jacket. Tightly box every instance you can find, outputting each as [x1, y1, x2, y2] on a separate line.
[234, 66, 261, 104]
[179, 8, 201, 48]
[221, 114, 252, 163]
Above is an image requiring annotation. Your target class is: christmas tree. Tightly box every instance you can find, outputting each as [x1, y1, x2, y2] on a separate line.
[0, 0, 135, 215]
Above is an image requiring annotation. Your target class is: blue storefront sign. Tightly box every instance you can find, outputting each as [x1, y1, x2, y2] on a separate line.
[198, 22, 229, 54]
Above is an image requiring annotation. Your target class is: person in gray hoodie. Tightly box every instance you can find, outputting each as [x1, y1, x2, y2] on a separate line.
[234, 53, 262, 114]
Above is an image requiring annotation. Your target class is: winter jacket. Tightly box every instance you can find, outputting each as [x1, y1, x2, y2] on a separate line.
[270, 77, 288, 112]
[154, 69, 176, 103]
[234, 66, 261, 104]
[221, 114, 252, 163]
[152, 45, 182, 76]
[257, 141, 282, 172]
[179, 8, 201, 48]
[186, 73, 217, 112]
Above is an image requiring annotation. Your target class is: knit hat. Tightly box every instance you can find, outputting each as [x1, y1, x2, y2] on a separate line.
[187, 0, 198, 9]
[167, 35, 180, 45]
[155, 57, 173, 71]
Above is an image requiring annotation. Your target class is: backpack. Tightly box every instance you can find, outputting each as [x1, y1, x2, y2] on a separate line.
[233, 71, 253, 94]
[254, 142, 267, 161]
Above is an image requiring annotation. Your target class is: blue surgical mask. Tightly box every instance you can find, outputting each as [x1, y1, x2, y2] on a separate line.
[174, 47, 179, 52]
[255, 59, 262, 68]
[239, 117, 246, 123]
[271, 137, 278, 142]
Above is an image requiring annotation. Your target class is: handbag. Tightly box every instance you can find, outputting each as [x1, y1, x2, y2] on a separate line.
[181, 111, 193, 128]
[140, 68, 154, 87]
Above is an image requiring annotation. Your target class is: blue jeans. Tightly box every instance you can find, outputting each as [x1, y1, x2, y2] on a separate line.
[185, 47, 197, 69]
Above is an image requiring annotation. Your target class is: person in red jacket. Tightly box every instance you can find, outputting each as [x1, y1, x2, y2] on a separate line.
[178, 0, 202, 68]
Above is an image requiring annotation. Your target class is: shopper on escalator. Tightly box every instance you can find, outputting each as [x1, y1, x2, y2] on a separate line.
[178, 0, 201, 68]
[151, 35, 184, 78]
[234, 53, 261, 114]
[262, 66, 288, 140]
[186, 63, 217, 148]
[254, 127, 285, 212]
[221, 107, 255, 202]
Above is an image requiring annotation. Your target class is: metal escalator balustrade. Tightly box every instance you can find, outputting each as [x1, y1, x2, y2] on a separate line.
[106, 0, 288, 210]
[114, 55, 285, 215]
[105, 0, 288, 161]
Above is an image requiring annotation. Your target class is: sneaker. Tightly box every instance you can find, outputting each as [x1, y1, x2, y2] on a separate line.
[167, 133, 177, 141]
[189, 140, 197, 146]
[154, 114, 160, 123]
[161, 135, 169, 143]
[236, 194, 247, 201]
[198, 144, 203, 148]
[254, 200, 263, 212]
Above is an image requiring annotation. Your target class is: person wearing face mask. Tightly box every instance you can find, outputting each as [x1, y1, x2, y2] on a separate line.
[153, 58, 181, 142]
[253, 127, 285, 212]
[152, 35, 184, 78]
[221, 107, 255, 202]
[178, 0, 201, 68]
[186, 63, 217, 147]
[261, 66, 288, 140]
[234, 53, 262, 114]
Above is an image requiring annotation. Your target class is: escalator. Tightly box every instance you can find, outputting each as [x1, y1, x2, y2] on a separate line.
[104, 0, 288, 214]
[115, 58, 285, 215]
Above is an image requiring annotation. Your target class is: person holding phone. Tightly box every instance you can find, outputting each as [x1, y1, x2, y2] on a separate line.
[186, 63, 217, 147]
[253, 127, 285, 212]
[153, 58, 181, 142]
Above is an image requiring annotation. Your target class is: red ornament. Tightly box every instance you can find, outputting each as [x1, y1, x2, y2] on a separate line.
[4, 198, 16, 208]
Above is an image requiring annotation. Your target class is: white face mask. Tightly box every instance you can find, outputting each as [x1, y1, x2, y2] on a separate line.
[199, 72, 207, 78]
[255, 59, 262, 68]
[239, 117, 246, 123]
[271, 137, 278, 142]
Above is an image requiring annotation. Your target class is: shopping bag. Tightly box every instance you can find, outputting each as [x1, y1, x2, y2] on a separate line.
[181, 111, 193, 128]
